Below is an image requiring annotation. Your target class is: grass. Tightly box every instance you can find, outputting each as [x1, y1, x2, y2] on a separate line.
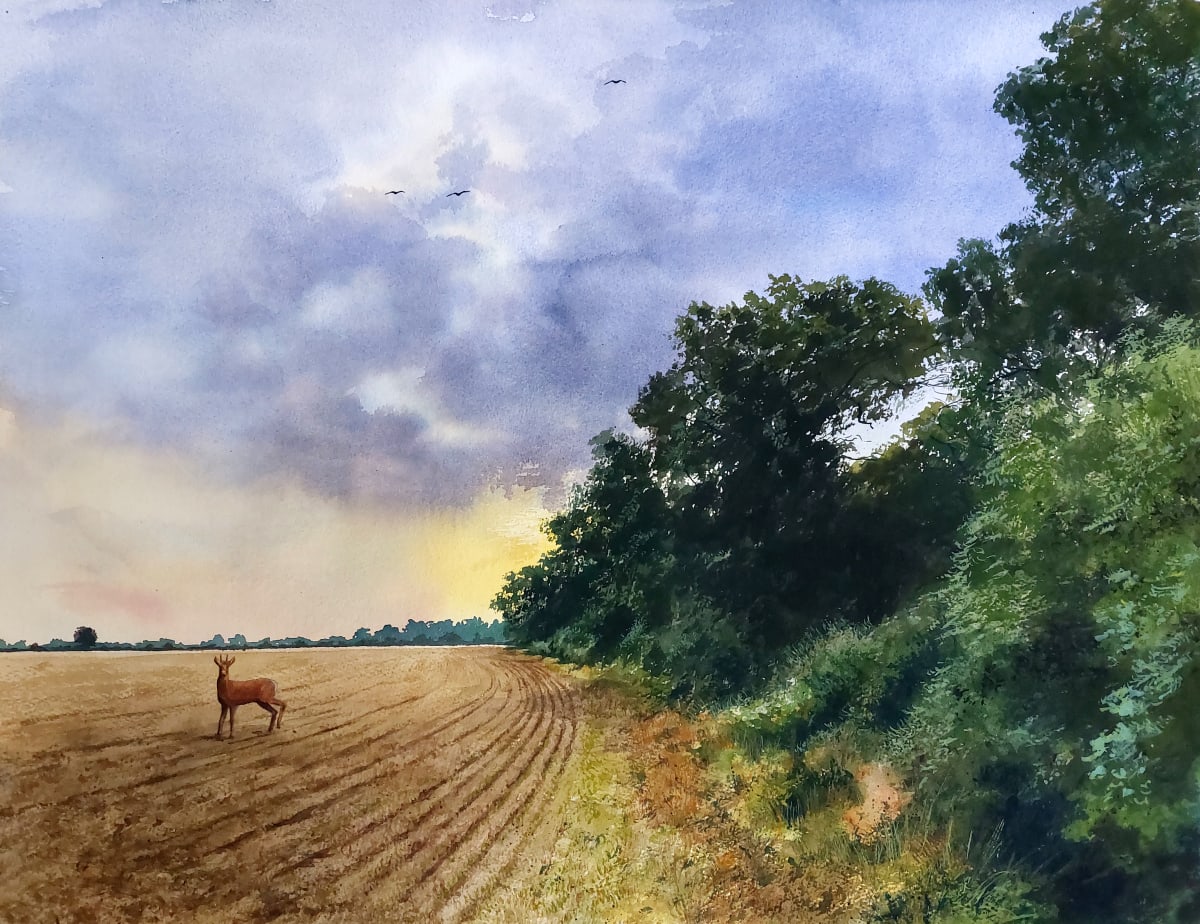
[518, 663, 868, 922]
[482, 656, 1050, 923]
[474, 667, 704, 923]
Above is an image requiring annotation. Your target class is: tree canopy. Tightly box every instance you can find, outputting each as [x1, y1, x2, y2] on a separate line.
[493, 3, 1200, 919]
[928, 0, 1200, 401]
[497, 277, 942, 695]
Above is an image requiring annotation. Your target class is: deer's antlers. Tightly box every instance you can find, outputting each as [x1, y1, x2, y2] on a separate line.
[214, 654, 236, 667]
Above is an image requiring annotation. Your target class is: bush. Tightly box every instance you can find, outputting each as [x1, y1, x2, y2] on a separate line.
[720, 601, 941, 749]
[893, 324, 1200, 919]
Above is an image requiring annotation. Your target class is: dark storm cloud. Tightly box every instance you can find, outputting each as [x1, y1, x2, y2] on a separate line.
[0, 0, 1077, 508]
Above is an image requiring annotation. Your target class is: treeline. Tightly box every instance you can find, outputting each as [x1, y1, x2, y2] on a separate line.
[0, 617, 507, 652]
[493, 2, 1200, 922]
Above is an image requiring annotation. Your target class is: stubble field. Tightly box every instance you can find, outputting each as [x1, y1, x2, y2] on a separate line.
[0, 647, 580, 924]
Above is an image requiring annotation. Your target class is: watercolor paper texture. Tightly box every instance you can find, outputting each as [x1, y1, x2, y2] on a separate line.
[6, 1, 1194, 922]
[0, 0, 1064, 647]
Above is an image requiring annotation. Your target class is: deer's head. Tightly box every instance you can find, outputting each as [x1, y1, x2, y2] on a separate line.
[214, 654, 236, 678]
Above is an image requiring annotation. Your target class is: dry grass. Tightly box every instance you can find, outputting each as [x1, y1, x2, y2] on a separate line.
[841, 763, 913, 845]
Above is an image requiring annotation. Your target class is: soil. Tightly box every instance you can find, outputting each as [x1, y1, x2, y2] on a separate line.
[0, 647, 578, 924]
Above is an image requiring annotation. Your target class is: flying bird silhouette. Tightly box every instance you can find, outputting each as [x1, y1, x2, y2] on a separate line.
[603, 79, 626, 85]
[385, 190, 405, 195]
[445, 190, 471, 197]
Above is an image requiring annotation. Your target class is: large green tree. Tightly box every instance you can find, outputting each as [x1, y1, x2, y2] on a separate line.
[495, 276, 940, 693]
[928, 0, 1200, 399]
[999, 0, 1200, 326]
[631, 275, 936, 653]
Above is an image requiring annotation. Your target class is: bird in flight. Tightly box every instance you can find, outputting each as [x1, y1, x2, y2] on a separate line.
[446, 190, 471, 197]
[385, 190, 405, 195]
[603, 79, 626, 85]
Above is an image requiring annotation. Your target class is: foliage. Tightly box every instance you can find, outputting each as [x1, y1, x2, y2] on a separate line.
[550, 326, 1200, 919]
[875, 328, 1199, 921]
[998, 0, 1200, 327]
[713, 328, 1200, 913]
[633, 275, 937, 642]
[496, 277, 943, 696]
[906, 328, 1200, 836]
[495, 434, 672, 650]
[924, 238, 1059, 394]
[929, 0, 1200, 401]
[719, 603, 939, 750]
[2, 618, 505, 653]
[494, 3, 1200, 919]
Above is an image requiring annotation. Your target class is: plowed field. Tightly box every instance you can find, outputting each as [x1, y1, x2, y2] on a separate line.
[0, 647, 580, 924]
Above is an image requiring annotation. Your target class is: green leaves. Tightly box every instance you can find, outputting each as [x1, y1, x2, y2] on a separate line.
[630, 275, 940, 643]
[909, 329, 1200, 856]
[496, 273, 944, 696]
[638, 275, 935, 454]
[999, 0, 1200, 233]
[926, 1, 1200, 408]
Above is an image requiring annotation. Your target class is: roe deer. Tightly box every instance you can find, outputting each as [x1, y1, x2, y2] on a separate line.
[214, 654, 287, 738]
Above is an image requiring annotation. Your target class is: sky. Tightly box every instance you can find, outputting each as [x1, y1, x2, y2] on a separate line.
[0, 0, 1078, 645]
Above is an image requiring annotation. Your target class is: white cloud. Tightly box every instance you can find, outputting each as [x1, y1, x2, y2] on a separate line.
[0, 0, 1079, 510]
[300, 266, 393, 332]
[351, 367, 499, 449]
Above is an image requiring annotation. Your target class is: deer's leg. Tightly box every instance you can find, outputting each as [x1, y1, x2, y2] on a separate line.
[217, 704, 228, 738]
[273, 698, 287, 729]
[228, 705, 237, 739]
[257, 700, 278, 732]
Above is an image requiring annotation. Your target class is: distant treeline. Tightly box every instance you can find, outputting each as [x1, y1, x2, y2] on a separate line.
[0, 617, 507, 652]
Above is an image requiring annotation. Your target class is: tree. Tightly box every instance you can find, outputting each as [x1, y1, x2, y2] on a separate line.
[73, 626, 98, 649]
[495, 432, 676, 657]
[924, 237, 1064, 395]
[842, 405, 978, 616]
[928, 0, 1200, 401]
[373, 624, 402, 644]
[998, 0, 1200, 330]
[632, 275, 936, 644]
[896, 325, 1200, 919]
[495, 276, 941, 695]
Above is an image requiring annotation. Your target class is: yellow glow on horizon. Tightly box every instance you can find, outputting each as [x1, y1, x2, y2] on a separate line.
[0, 404, 553, 645]
[409, 488, 552, 619]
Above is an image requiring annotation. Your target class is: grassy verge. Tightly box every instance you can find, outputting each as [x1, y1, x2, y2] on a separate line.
[474, 661, 706, 922]
[476, 661, 875, 922]
[481, 658, 1052, 923]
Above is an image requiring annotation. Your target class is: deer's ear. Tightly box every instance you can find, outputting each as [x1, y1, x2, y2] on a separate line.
[228, 656, 235, 666]
[214, 656, 221, 666]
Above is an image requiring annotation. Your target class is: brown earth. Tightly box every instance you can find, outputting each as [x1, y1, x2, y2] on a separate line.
[0, 647, 579, 924]
[841, 763, 911, 845]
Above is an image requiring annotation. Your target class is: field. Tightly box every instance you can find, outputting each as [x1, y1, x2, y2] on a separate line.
[0, 647, 580, 924]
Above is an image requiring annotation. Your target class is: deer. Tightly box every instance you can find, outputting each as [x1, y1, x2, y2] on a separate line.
[213, 654, 287, 739]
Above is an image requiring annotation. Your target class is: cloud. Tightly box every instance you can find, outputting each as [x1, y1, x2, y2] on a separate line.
[50, 580, 169, 628]
[0, 400, 550, 644]
[0, 0, 1076, 516]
